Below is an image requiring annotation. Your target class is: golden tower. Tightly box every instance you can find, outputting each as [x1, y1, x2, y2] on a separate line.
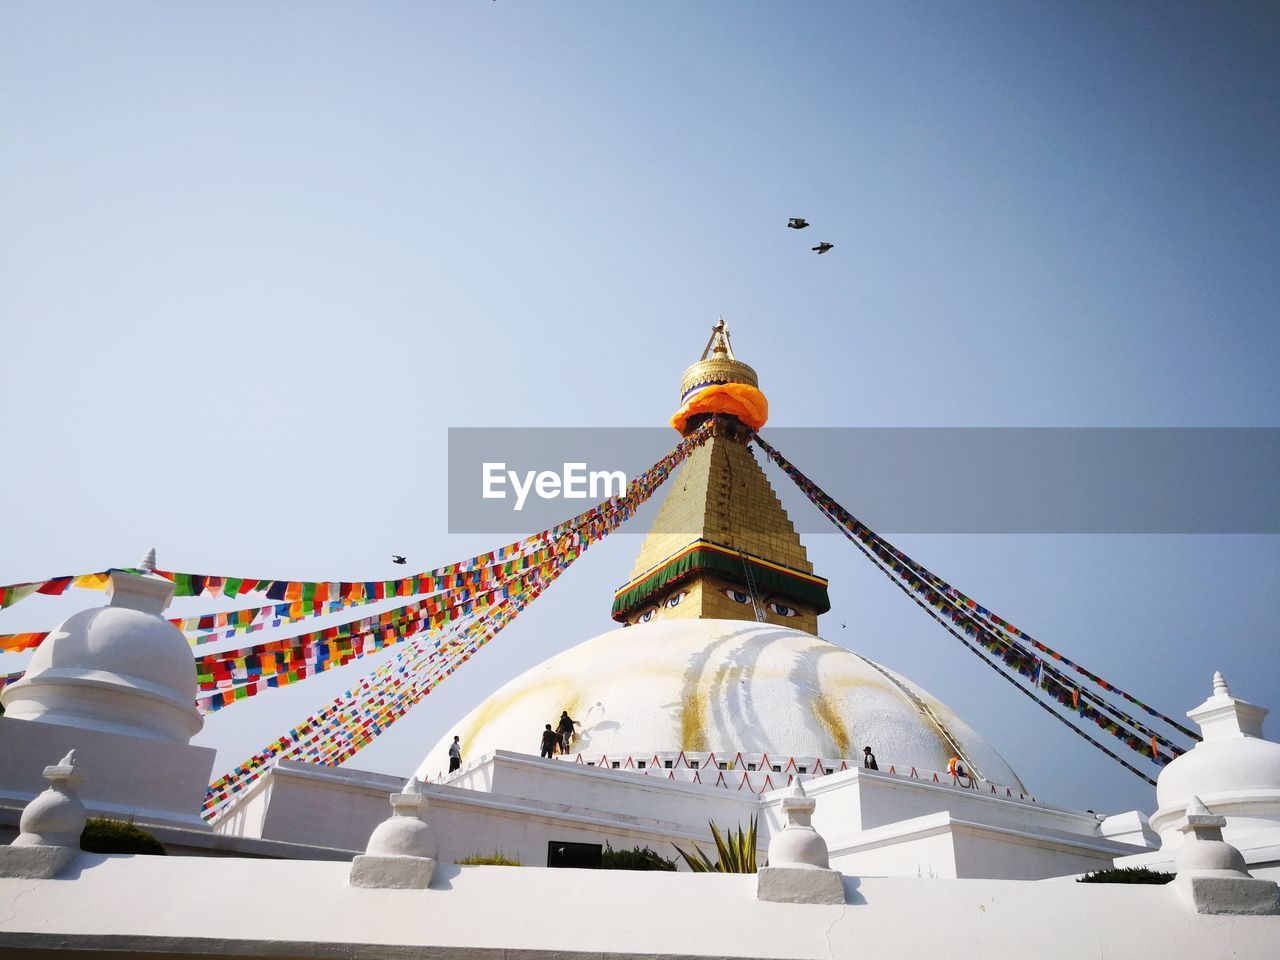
[611, 320, 830, 635]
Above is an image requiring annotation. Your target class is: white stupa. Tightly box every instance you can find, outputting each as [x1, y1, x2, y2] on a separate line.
[419, 322, 1023, 788]
[0, 553, 215, 828]
[1150, 671, 1280, 850]
[1, 558, 201, 743]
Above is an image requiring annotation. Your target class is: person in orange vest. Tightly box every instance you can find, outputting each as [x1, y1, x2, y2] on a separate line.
[947, 755, 966, 779]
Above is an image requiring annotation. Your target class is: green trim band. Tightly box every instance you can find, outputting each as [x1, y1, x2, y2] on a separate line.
[610, 543, 830, 620]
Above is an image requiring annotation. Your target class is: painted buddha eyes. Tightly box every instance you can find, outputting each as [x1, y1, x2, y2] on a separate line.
[637, 608, 657, 623]
[665, 591, 688, 608]
[720, 588, 798, 617]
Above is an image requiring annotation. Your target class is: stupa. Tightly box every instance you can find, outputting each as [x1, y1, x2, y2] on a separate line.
[418, 321, 1023, 787]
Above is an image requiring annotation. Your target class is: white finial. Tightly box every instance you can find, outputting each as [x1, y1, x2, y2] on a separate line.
[1185, 795, 1215, 819]
[1188, 670, 1268, 741]
[781, 776, 817, 824]
[138, 548, 157, 574]
[388, 776, 428, 818]
[57, 749, 76, 769]
[700, 317, 736, 360]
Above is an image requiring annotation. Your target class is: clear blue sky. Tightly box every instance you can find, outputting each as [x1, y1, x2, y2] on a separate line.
[2, 3, 1277, 816]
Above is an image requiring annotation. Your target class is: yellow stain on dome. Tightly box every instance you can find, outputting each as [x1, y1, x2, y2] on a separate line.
[681, 689, 709, 751]
[812, 692, 851, 757]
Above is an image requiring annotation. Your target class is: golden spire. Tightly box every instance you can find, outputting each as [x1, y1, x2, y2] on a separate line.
[614, 321, 828, 634]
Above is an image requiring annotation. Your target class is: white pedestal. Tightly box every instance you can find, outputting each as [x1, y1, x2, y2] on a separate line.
[0, 717, 215, 830]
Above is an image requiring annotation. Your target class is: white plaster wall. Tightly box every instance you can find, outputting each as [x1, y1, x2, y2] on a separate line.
[258, 765, 405, 850]
[236, 756, 759, 866]
[949, 824, 1123, 880]
[0, 716, 214, 829]
[761, 768, 1134, 870]
[1098, 810, 1158, 848]
[830, 826, 958, 879]
[223, 752, 1145, 881]
[850, 771, 1095, 837]
[211, 776, 273, 840]
[3, 852, 1279, 959]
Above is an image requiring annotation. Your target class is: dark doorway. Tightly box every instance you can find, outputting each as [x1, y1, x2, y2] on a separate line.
[547, 840, 602, 869]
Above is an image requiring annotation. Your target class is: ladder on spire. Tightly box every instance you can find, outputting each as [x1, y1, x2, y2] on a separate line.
[737, 548, 767, 623]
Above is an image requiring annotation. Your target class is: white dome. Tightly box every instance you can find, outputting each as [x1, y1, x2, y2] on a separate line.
[1, 572, 202, 743]
[418, 618, 1024, 789]
[1156, 738, 1280, 813]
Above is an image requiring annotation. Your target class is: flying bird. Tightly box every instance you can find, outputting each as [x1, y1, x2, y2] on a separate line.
[812, 242, 834, 255]
[391, 555, 407, 565]
[787, 218, 810, 230]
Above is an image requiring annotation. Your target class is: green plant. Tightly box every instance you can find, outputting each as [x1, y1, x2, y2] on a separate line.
[454, 851, 522, 866]
[1077, 866, 1173, 884]
[672, 816, 758, 873]
[601, 841, 678, 871]
[79, 818, 166, 856]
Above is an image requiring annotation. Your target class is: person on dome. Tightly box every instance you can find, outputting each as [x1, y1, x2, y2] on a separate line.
[862, 746, 878, 770]
[539, 724, 560, 759]
[948, 755, 967, 780]
[448, 735, 462, 773]
[556, 711, 579, 754]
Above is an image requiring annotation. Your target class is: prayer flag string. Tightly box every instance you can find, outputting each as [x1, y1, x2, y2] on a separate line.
[201, 425, 712, 819]
[753, 433, 1194, 781]
[195, 560, 559, 710]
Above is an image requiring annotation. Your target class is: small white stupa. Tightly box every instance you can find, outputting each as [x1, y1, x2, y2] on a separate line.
[1171, 795, 1279, 915]
[1150, 672, 1280, 856]
[350, 776, 439, 889]
[757, 778, 844, 904]
[2, 551, 202, 742]
[0, 552, 216, 829]
[0, 749, 89, 879]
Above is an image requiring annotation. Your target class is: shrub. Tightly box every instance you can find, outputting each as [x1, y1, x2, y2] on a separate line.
[1077, 866, 1173, 884]
[455, 851, 522, 866]
[672, 816, 758, 873]
[79, 818, 166, 856]
[601, 842, 677, 871]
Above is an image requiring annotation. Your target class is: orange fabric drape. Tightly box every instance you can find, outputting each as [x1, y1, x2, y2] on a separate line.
[670, 382, 769, 433]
